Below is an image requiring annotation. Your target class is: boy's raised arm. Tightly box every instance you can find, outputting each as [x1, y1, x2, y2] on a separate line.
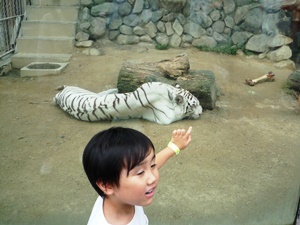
[156, 126, 192, 169]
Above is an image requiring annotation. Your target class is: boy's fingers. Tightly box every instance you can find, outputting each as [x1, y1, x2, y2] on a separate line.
[185, 126, 192, 136]
[173, 126, 192, 137]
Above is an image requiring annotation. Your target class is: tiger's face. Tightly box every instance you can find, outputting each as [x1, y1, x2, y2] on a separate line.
[174, 86, 202, 119]
[183, 92, 202, 119]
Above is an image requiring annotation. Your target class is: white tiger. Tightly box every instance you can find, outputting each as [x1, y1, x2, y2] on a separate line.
[53, 82, 202, 125]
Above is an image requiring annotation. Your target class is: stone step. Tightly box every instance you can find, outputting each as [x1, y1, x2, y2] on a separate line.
[11, 53, 72, 69]
[21, 21, 77, 37]
[31, 0, 79, 6]
[17, 37, 74, 54]
[26, 5, 79, 22]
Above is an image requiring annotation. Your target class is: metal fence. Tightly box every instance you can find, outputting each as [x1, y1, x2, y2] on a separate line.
[0, 0, 27, 58]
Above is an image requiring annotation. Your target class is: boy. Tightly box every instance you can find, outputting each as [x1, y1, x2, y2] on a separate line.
[83, 126, 192, 225]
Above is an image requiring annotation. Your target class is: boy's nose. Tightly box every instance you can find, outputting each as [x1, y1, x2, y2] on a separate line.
[147, 170, 158, 185]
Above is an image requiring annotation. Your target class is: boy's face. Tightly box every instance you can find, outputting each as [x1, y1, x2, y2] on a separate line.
[112, 148, 159, 206]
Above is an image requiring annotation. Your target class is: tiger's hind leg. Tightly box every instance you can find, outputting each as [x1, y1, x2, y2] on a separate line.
[52, 85, 67, 106]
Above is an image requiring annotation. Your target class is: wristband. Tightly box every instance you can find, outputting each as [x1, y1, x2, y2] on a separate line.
[168, 141, 180, 155]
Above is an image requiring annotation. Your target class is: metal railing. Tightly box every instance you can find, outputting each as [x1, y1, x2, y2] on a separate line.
[0, 0, 27, 58]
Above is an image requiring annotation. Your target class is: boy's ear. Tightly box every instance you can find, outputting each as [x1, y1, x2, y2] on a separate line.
[96, 180, 114, 195]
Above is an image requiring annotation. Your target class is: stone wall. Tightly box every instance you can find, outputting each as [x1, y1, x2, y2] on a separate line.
[77, 0, 296, 66]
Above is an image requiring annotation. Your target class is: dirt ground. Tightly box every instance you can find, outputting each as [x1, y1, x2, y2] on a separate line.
[0, 42, 300, 225]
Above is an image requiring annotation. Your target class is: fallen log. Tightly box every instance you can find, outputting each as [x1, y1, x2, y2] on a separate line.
[117, 54, 218, 110]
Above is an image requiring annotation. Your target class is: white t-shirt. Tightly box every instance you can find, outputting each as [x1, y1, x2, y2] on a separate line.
[87, 196, 149, 225]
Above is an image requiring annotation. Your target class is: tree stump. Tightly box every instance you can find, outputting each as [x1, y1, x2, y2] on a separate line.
[117, 53, 218, 110]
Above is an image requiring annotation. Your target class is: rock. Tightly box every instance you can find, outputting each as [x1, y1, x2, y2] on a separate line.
[89, 48, 104, 56]
[80, 0, 93, 7]
[268, 34, 293, 48]
[88, 18, 106, 39]
[108, 30, 120, 40]
[182, 34, 193, 43]
[123, 14, 142, 27]
[117, 35, 140, 45]
[210, 10, 221, 22]
[213, 32, 229, 44]
[79, 21, 90, 31]
[232, 31, 253, 47]
[82, 48, 104, 56]
[236, 0, 252, 6]
[234, 5, 250, 24]
[173, 19, 183, 36]
[159, 0, 187, 13]
[75, 40, 93, 47]
[287, 70, 300, 91]
[75, 31, 90, 41]
[212, 21, 225, 33]
[132, 0, 144, 14]
[108, 17, 122, 30]
[183, 22, 206, 39]
[91, 3, 117, 16]
[139, 35, 153, 43]
[165, 22, 174, 36]
[0, 61, 12, 76]
[262, 13, 280, 36]
[93, 0, 106, 3]
[144, 21, 158, 38]
[151, 10, 164, 23]
[192, 36, 217, 48]
[161, 13, 178, 22]
[224, 0, 236, 14]
[267, 45, 292, 62]
[246, 34, 269, 52]
[156, 33, 169, 45]
[169, 34, 182, 47]
[133, 26, 146, 36]
[240, 7, 263, 33]
[224, 16, 235, 29]
[157, 21, 166, 33]
[274, 60, 295, 70]
[140, 9, 153, 23]
[120, 25, 133, 35]
[118, 2, 132, 16]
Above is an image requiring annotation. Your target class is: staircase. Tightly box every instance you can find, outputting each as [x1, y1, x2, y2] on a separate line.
[11, 0, 79, 69]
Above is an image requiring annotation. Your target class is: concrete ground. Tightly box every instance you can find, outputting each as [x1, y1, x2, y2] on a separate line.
[0, 44, 299, 225]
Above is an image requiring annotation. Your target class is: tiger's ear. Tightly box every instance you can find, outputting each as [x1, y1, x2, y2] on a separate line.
[175, 95, 184, 104]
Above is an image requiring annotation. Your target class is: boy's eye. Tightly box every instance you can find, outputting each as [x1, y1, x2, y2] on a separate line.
[137, 171, 144, 175]
[151, 163, 156, 168]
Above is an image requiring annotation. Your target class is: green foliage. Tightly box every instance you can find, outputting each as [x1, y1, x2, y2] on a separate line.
[197, 44, 254, 56]
[155, 44, 169, 50]
[281, 82, 295, 95]
[239, 46, 255, 56]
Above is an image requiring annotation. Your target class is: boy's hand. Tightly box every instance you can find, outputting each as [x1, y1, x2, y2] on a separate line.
[171, 126, 192, 151]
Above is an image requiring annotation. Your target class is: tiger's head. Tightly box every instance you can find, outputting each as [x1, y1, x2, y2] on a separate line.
[172, 84, 202, 120]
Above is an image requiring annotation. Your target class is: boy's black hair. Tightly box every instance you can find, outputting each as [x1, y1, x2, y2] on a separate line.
[82, 127, 155, 197]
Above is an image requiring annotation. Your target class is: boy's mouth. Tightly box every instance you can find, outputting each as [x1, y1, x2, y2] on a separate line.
[145, 188, 155, 197]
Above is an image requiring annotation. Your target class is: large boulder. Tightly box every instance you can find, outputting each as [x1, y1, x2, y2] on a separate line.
[287, 70, 300, 91]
